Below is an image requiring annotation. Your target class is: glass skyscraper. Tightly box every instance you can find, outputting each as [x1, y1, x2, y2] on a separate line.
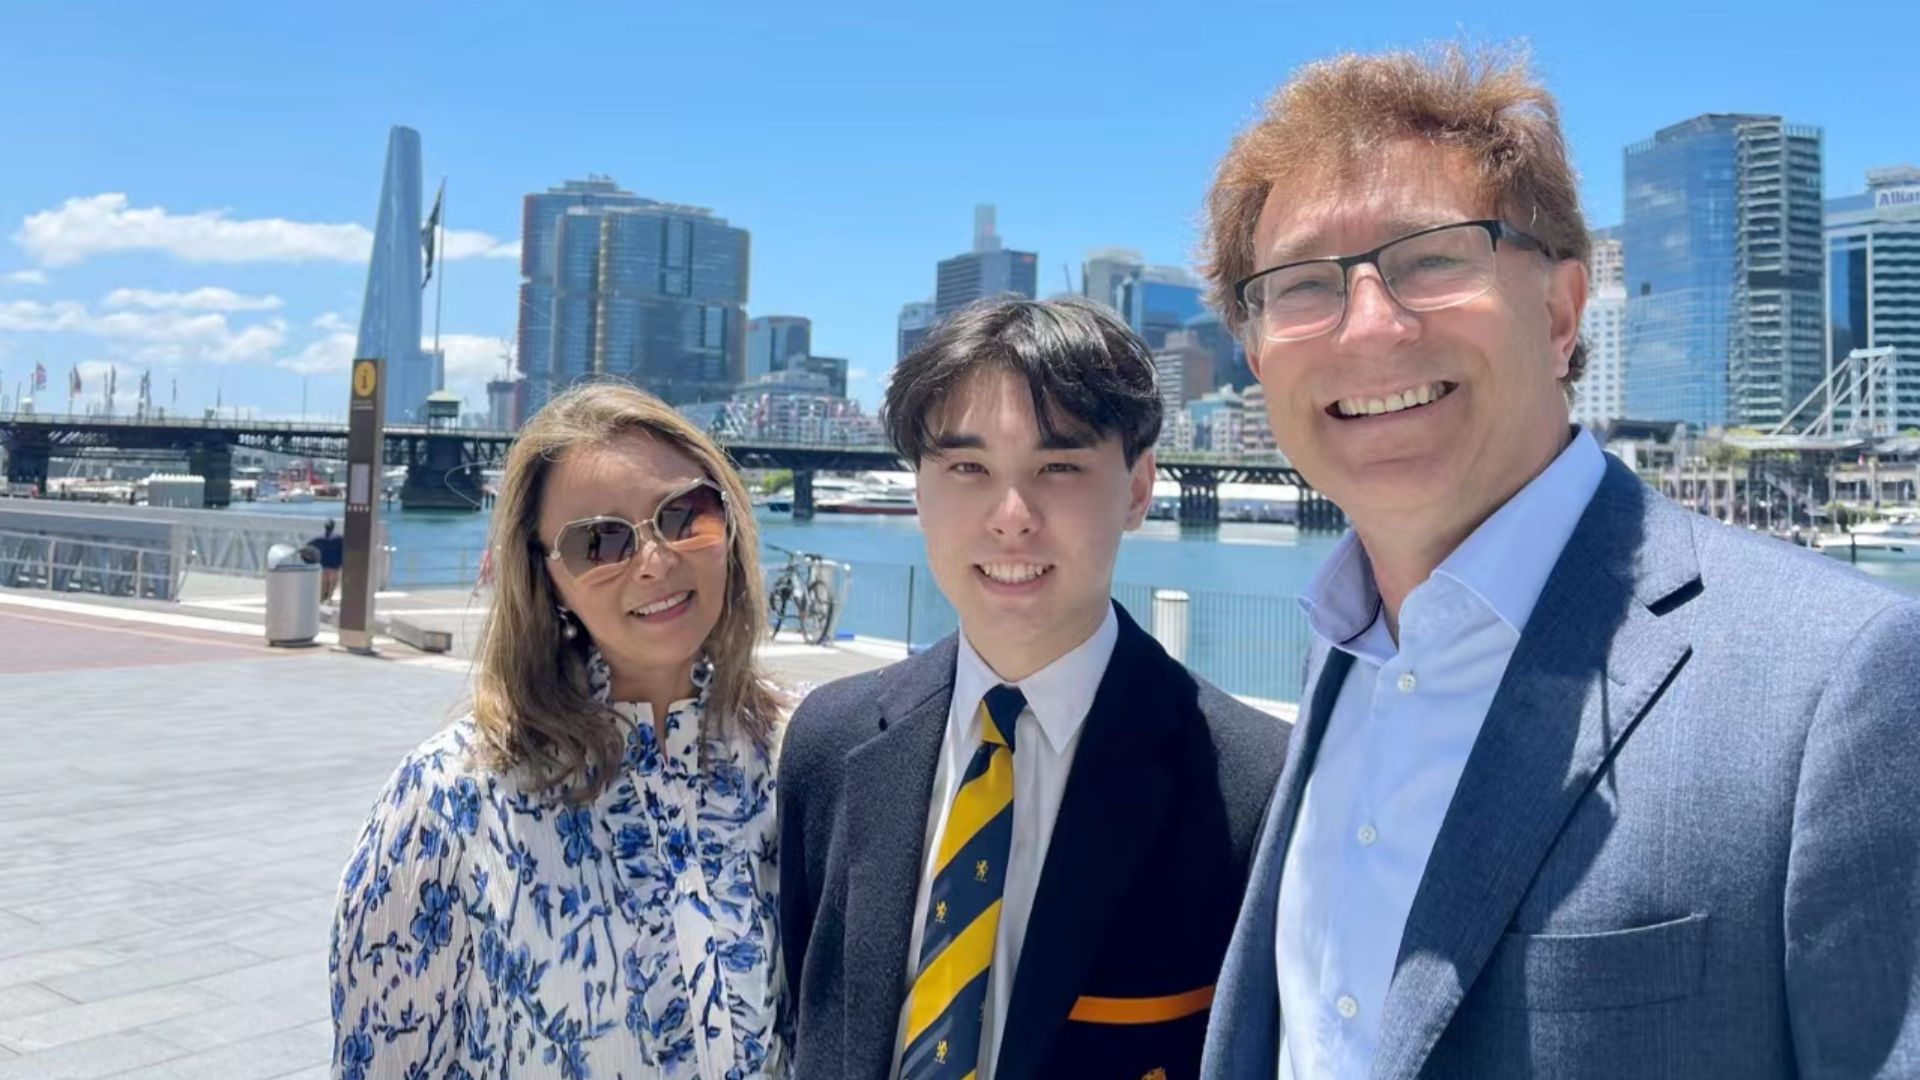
[517, 179, 749, 408]
[518, 179, 651, 411]
[1622, 114, 1823, 429]
[897, 300, 937, 362]
[746, 316, 811, 382]
[1826, 166, 1920, 432]
[594, 206, 749, 405]
[933, 205, 1038, 320]
[935, 249, 1039, 319]
[1119, 267, 1206, 350]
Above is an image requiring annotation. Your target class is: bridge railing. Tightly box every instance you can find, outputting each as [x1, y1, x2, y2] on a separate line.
[3, 412, 1297, 467]
[0, 412, 467, 438]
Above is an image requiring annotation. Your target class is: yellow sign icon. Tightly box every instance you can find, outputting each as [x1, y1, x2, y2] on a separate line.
[353, 361, 378, 398]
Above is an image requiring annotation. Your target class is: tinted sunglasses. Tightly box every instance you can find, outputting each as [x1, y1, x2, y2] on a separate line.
[545, 478, 731, 581]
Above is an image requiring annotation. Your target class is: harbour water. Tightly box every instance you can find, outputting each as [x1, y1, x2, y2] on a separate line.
[234, 499, 1920, 703]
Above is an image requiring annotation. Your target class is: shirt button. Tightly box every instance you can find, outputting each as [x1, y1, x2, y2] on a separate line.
[1337, 995, 1360, 1020]
[1396, 672, 1418, 694]
[1357, 824, 1379, 846]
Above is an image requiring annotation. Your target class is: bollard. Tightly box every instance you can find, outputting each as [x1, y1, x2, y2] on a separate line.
[1151, 588, 1191, 663]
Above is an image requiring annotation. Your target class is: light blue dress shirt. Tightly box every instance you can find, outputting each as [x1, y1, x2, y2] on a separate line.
[1275, 429, 1606, 1080]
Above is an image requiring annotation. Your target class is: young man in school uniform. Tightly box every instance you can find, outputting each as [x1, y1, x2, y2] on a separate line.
[778, 296, 1289, 1080]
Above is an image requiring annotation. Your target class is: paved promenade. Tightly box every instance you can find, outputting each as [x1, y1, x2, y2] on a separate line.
[0, 581, 897, 1079]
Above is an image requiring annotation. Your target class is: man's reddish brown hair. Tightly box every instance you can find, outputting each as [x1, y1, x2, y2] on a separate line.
[1201, 42, 1592, 383]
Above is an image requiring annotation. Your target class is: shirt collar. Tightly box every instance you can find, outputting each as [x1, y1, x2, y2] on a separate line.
[1298, 427, 1607, 645]
[1433, 427, 1606, 634]
[953, 603, 1120, 754]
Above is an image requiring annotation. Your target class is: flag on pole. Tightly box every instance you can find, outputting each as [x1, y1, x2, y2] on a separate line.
[69, 366, 80, 395]
[33, 362, 47, 390]
[171, 377, 177, 405]
[421, 178, 445, 290]
[108, 365, 116, 396]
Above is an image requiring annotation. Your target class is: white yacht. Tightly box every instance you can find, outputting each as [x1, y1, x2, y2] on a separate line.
[1816, 517, 1920, 562]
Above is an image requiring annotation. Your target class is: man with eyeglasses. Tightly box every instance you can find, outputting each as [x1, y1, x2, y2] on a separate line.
[1197, 45, 1920, 1080]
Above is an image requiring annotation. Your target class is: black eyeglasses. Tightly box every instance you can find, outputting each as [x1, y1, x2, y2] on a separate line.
[544, 478, 732, 582]
[1233, 220, 1548, 343]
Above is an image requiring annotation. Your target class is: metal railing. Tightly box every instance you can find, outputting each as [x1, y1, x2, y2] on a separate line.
[0, 529, 183, 599]
[800, 556, 1315, 704]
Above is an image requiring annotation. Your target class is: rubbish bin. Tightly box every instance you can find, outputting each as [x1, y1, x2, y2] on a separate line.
[265, 542, 321, 646]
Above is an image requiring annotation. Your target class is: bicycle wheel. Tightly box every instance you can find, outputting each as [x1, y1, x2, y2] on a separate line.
[800, 579, 835, 645]
[767, 578, 792, 636]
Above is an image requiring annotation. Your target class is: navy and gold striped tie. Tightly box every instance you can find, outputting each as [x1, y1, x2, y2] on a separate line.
[900, 684, 1027, 1080]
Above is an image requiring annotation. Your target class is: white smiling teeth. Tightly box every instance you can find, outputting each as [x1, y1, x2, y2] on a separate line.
[1339, 381, 1452, 418]
[633, 591, 690, 616]
[980, 563, 1049, 584]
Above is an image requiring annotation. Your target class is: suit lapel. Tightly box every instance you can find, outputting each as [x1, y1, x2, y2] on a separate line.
[839, 636, 958, 1080]
[993, 608, 1181, 1080]
[1201, 643, 1353, 1078]
[1261, 641, 1356, 928]
[1369, 459, 1700, 1080]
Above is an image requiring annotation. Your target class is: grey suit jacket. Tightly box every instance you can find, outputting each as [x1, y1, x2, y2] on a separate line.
[1202, 456, 1920, 1079]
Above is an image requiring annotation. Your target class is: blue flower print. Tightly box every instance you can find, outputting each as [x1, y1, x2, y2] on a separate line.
[409, 879, 456, 965]
[557, 806, 600, 867]
[329, 666, 787, 1079]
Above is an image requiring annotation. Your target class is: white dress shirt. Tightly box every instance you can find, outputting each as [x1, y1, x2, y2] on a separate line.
[891, 604, 1120, 1080]
[1275, 430, 1606, 1080]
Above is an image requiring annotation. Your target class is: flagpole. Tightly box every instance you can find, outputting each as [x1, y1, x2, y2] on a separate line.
[433, 176, 447, 383]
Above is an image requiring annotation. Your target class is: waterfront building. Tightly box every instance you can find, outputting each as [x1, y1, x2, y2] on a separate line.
[353, 126, 438, 423]
[934, 205, 1038, 319]
[518, 178, 749, 407]
[747, 316, 811, 382]
[897, 300, 937, 362]
[1574, 229, 1628, 427]
[1623, 114, 1824, 428]
[1826, 166, 1920, 432]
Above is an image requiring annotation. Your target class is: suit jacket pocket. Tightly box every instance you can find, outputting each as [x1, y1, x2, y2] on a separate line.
[1477, 912, 1709, 1012]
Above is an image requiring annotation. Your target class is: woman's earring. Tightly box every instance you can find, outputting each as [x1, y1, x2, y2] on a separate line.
[691, 651, 714, 691]
[557, 605, 579, 641]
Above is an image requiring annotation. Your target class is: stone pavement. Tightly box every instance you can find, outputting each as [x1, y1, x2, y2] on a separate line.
[0, 584, 896, 1079]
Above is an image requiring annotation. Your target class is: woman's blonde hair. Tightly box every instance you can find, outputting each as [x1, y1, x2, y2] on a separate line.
[469, 381, 781, 801]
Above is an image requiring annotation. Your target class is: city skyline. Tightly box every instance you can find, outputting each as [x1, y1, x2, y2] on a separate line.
[0, 2, 1913, 422]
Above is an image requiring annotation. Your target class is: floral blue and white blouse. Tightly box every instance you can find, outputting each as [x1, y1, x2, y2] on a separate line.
[329, 654, 788, 1080]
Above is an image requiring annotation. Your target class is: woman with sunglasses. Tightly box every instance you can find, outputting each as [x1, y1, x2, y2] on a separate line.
[329, 383, 790, 1079]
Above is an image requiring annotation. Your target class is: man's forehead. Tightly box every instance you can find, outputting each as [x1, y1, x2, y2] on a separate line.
[1254, 144, 1488, 262]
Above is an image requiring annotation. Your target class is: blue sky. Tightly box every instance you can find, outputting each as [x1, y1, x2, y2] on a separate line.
[1, 0, 1913, 420]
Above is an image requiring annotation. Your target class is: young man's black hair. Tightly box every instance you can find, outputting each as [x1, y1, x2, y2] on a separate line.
[883, 296, 1163, 467]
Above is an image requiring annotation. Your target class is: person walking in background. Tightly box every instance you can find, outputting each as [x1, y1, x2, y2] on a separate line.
[330, 384, 791, 1078]
[1196, 42, 1920, 1079]
[308, 519, 344, 603]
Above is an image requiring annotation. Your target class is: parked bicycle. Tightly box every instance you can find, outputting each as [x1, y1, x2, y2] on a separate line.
[766, 544, 836, 645]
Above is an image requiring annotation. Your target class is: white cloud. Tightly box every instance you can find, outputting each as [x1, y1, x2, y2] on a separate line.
[848, 366, 873, 382]
[278, 331, 357, 376]
[15, 193, 517, 267]
[276, 330, 509, 390]
[5, 269, 48, 285]
[440, 230, 520, 261]
[103, 286, 283, 312]
[0, 297, 284, 365]
[312, 312, 352, 333]
[0, 299, 89, 331]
